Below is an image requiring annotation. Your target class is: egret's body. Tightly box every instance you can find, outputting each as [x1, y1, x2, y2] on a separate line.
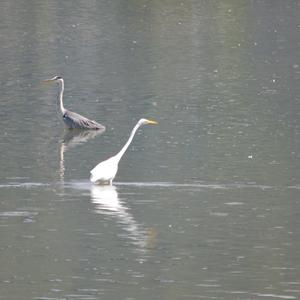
[90, 118, 158, 185]
[90, 157, 119, 185]
[43, 76, 105, 130]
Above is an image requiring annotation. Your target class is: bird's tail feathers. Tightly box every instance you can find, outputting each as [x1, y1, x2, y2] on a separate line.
[90, 171, 97, 183]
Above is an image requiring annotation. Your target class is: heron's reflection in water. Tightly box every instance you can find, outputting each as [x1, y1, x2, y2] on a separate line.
[59, 129, 104, 180]
[90, 185, 157, 253]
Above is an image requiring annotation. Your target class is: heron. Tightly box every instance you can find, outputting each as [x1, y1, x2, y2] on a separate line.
[43, 76, 105, 130]
[90, 118, 158, 185]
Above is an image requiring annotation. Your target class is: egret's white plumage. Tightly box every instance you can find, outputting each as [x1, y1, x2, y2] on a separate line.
[90, 118, 158, 185]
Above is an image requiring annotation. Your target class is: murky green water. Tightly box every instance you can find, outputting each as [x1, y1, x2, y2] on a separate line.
[0, 1, 299, 299]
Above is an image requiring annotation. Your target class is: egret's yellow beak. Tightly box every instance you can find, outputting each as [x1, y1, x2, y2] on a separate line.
[146, 120, 158, 125]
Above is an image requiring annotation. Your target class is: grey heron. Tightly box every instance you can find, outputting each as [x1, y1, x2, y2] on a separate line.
[43, 76, 105, 130]
[90, 118, 158, 185]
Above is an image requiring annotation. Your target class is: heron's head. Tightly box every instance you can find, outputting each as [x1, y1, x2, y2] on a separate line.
[139, 118, 158, 126]
[42, 75, 63, 84]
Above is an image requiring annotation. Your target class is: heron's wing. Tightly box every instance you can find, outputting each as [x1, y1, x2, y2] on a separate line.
[63, 110, 105, 130]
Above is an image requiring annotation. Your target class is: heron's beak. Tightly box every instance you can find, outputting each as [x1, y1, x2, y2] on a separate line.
[146, 120, 158, 125]
[41, 79, 54, 84]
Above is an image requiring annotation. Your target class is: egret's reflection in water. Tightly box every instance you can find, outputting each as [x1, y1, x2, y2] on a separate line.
[59, 129, 104, 180]
[90, 185, 156, 253]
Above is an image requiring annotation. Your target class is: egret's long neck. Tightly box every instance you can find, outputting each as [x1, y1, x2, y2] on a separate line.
[114, 122, 142, 162]
[58, 79, 66, 114]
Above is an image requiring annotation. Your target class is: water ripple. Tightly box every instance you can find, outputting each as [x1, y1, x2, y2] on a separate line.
[0, 211, 38, 217]
[0, 182, 49, 188]
[67, 180, 299, 191]
[253, 293, 297, 299]
[0, 180, 298, 191]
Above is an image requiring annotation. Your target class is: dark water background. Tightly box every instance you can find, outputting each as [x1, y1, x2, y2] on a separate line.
[0, 1, 299, 299]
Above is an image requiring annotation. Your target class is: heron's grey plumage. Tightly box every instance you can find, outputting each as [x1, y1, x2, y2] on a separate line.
[43, 76, 105, 131]
[63, 110, 105, 130]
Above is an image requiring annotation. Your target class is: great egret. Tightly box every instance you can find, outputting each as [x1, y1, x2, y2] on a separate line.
[43, 76, 105, 130]
[90, 118, 158, 185]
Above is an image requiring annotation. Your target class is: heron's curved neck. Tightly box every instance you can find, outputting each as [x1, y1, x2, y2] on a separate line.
[114, 122, 142, 162]
[58, 79, 66, 115]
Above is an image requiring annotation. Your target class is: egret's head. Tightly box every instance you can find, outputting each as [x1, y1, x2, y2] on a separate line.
[139, 118, 158, 126]
[42, 75, 63, 84]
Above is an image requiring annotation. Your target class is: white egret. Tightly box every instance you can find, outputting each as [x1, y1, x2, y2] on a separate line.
[90, 118, 158, 185]
[42, 76, 105, 130]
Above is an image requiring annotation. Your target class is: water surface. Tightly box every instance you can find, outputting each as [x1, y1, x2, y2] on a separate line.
[0, 1, 299, 299]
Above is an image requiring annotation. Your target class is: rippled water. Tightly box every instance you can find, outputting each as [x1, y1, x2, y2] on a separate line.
[1, 179, 299, 299]
[1, 1, 300, 299]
